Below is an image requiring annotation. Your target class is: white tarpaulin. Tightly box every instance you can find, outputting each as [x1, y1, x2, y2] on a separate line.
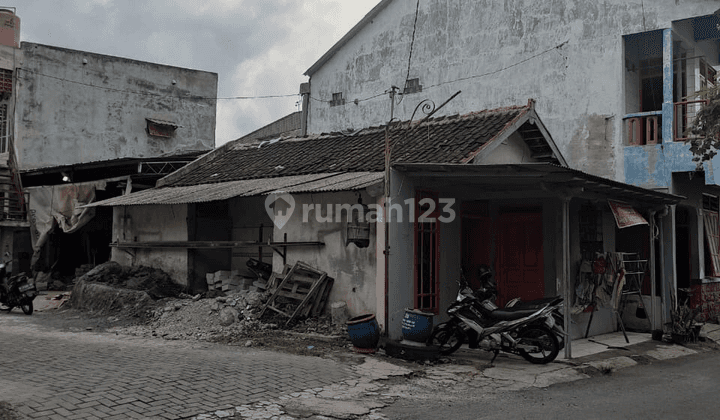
[27, 181, 107, 259]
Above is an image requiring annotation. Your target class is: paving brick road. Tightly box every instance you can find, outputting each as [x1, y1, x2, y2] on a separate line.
[0, 315, 354, 419]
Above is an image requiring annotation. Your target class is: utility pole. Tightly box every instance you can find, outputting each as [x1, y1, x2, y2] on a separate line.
[384, 86, 399, 333]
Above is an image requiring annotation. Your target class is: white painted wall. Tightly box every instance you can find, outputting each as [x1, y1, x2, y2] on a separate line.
[307, 0, 719, 181]
[481, 132, 541, 165]
[111, 204, 189, 286]
[14, 42, 217, 169]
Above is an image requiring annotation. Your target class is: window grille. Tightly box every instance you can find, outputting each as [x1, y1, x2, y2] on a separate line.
[403, 78, 423, 94]
[0, 104, 7, 153]
[330, 92, 345, 107]
[0, 69, 11, 94]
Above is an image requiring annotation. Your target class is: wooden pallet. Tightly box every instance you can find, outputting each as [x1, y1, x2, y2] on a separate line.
[259, 261, 332, 325]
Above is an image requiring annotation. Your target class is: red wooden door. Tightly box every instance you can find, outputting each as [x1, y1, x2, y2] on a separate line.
[495, 212, 545, 306]
[462, 216, 493, 291]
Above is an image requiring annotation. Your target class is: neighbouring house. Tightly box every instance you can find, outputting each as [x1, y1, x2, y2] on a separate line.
[300, 1, 720, 325]
[86, 102, 682, 357]
[0, 9, 217, 279]
[233, 111, 303, 144]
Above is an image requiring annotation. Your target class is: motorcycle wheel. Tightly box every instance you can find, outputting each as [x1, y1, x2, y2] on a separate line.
[517, 325, 560, 364]
[20, 301, 33, 315]
[428, 325, 464, 356]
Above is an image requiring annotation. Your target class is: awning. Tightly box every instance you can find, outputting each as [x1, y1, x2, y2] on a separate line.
[392, 163, 684, 207]
[145, 118, 182, 128]
[83, 172, 384, 207]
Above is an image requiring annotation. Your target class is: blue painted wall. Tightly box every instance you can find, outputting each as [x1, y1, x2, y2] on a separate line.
[625, 142, 720, 189]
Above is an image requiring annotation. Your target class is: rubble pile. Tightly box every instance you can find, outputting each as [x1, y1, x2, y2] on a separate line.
[77, 261, 184, 299]
[117, 290, 346, 345]
[68, 261, 184, 318]
[66, 260, 349, 354]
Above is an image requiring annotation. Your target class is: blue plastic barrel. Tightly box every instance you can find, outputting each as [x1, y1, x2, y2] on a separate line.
[346, 314, 380, 351]
[401, 308, 434, 343]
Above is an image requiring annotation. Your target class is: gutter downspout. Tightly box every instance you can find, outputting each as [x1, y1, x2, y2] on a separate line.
[562, 196, 572, 359]
[656, 205, 670, 329]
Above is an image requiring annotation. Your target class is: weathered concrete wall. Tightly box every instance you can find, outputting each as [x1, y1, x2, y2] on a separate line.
[624, 142, 702, 190]
[229, 196, 274, 276]
[271, 191, 380, 319]
[307, 0, 719, 180]
[111, 204, 189, 286]
[15, 42, 217, 169]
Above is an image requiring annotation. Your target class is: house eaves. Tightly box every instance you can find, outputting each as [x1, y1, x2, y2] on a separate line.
[304, 0, 394, 76]
[393, 163, 683, 207]
[84, 172, 383, 207]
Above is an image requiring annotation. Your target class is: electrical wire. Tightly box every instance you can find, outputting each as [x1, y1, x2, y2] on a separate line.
[16, 68, 298, 101]
[18, 33, 572, 106]
[398, 0, 421, 105]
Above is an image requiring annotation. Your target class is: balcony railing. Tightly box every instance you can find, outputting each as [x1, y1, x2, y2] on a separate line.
[624, 99, 712, 145]
[674, 99, 709, 142]
[625, 111, 662, 145]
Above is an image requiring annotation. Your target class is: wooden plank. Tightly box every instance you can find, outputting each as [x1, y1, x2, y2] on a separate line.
[287, 275, 321, 284]
[276, 290, 308, 301]
[112, 240, 324, 249]
[265, 304, 291, 318]
[259, 262, 300, 318]
[287, 274, 327, 325]
[311, 277, 334, 317]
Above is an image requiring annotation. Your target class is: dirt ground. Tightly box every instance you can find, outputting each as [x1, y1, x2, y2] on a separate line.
[40, 261, 355, 358]
[0, 402, 21, 420]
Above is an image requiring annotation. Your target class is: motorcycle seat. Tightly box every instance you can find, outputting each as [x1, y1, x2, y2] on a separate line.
[490, 308, 539, 321]
[507, 296, 562, 310]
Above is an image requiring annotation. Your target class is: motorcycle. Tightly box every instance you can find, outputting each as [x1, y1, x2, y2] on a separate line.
[0, 253, 38, 315]
[505, 296, 565, 350]
[427, 266, 565, 364]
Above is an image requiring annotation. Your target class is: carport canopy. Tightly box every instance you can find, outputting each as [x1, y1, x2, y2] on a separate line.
[391, 163, 683, 207]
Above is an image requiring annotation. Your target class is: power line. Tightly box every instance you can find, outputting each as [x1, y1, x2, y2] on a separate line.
[313, 39, 569, 104]
[18, 36, 568, 106]
[425, 40, 568, 89]
[16, 68, 298, 101]
[399, 0, 421, 102]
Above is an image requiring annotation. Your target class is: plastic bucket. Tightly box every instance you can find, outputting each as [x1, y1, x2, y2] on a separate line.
[401, 308, 434, 343]
[346, 314, 380, 351]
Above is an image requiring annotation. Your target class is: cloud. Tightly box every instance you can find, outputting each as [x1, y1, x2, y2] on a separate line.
[17, 0, 378, 146]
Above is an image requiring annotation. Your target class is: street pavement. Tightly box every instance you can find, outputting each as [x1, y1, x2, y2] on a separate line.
[0, 313, 354, 419]
[1, 305, 716, 420]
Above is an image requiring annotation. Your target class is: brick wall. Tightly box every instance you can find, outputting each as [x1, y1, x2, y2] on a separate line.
[690, 281, 720, 322]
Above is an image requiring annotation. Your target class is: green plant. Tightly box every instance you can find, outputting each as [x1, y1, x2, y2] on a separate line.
[686, 84, 720, 167]
[668, 291, 702, 341]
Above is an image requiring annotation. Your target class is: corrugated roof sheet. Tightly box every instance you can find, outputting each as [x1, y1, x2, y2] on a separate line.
[158, 105, 530, 187]
[85, 172, 383, 207]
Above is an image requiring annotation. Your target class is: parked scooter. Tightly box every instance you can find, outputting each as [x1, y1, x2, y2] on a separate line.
[427, 266, 564, 364]
[0, 253, 37, 315]
[505, 296, 565, 350]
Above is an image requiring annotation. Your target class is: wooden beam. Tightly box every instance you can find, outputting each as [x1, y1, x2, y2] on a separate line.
[111, 240, 325, 249]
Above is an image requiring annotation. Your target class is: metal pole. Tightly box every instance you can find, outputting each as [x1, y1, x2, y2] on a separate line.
[649, 210, 657, 330]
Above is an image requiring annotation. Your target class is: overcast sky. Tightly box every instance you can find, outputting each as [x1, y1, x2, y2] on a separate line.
[17, 0, 378, 146]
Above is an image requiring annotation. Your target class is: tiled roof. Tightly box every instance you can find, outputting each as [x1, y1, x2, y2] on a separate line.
[161, 104, 530, 187]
